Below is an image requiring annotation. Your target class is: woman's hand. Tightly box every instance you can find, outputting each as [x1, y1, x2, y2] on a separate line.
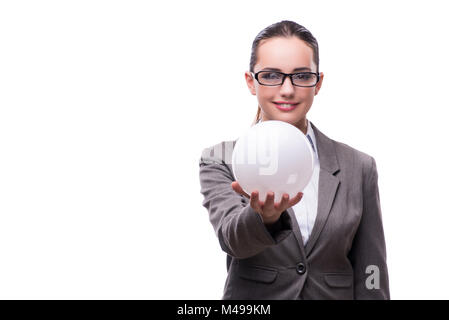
[231, 181, 303, 225]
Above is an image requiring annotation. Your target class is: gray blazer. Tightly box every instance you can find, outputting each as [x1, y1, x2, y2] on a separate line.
[198, 121, 389, 300]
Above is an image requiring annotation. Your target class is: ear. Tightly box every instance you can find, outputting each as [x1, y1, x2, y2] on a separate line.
[314, 72, 324, 96]
[245, 71, 257, 95]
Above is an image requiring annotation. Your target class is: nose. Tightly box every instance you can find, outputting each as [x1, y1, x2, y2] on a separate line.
[279, 75, 295, 96]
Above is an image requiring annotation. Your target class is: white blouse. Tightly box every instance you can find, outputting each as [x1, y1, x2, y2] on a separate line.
[292, 119, 320, 246]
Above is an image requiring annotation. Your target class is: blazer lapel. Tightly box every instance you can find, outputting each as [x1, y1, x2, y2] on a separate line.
[287, 206, 307, 258]
[304, 121, 341, 257]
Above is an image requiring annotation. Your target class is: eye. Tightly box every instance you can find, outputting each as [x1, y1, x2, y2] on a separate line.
[293, 73, 312, 80]
[260, 72, 282, 80]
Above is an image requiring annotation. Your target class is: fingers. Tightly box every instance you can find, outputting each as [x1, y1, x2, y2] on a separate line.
[250, 191, 262, 213]
[274, 193, 290, 211]
[231, 181, 250, 198]
[261, 192, 287, 225]
[263, 191, 275, 212]
[232, 182, 304, 213]
[289, 192, 304, 207]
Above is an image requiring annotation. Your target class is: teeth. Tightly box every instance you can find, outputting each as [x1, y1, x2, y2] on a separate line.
[278, 103, 295, 108]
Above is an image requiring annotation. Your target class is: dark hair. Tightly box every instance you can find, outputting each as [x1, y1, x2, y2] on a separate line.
[250, 20, 320, 125]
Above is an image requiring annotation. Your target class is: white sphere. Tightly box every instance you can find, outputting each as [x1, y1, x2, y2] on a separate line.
[231, 120, 314, 203]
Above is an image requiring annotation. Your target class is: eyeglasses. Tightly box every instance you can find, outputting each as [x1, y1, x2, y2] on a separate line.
[251, 71, 320, 87]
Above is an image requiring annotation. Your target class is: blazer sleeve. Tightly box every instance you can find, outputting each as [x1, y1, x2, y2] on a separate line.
[198, 145, 293, 259]
[348, 156, 390, 299]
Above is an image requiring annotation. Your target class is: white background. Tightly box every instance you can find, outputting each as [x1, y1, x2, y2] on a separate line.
[1, 0, 448, 299]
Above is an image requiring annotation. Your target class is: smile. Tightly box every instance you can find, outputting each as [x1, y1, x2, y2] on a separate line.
[273, 102, 298, 111]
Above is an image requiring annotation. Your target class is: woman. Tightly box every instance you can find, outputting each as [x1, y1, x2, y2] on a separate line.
[198, 20, 389, 300]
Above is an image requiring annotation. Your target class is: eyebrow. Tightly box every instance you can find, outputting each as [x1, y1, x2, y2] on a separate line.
[261, 67, 312, 72]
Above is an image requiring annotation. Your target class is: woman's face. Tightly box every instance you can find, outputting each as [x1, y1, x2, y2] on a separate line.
[245, 36, 324, 133]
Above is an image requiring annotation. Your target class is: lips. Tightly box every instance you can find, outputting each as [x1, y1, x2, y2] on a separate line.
[273, 102, 298, 111]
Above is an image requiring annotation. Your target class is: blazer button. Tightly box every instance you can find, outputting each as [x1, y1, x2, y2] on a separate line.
[296, 263, 306, 275]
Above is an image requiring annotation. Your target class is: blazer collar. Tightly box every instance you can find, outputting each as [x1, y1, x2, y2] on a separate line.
[309, 120, 340, 175]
